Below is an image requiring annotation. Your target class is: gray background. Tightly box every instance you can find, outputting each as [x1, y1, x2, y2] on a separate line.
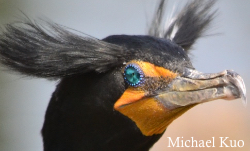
[0, 0, 249, 151]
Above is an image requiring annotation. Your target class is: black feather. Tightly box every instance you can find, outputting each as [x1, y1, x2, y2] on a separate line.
[0, 0, 215, 79]
[0, 19, 127, 79]
[148, 0, 217, 51]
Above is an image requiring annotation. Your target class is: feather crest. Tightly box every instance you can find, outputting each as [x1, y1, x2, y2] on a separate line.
[0, 19, 127, 79]
[148, 0, 217, 51]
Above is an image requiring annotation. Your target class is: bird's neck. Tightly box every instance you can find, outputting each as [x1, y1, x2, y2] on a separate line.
[42, 72, 163, 151]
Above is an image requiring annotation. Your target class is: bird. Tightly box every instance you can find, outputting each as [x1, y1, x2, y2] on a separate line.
[0, 0, 246, 151]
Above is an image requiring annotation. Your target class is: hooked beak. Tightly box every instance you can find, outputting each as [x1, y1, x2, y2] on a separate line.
[155, 68, 247, 110]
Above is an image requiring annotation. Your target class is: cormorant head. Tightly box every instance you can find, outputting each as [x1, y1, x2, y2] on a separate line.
[0, 0, 246, 150]
[103, 34, 246, 136]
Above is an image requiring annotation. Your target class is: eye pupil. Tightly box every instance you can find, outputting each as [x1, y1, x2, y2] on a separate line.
[124, 64, 143, 86]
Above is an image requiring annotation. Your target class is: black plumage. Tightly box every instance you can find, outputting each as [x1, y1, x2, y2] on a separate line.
[148, 0, 216, 51]
[0, 0, 246, 151]
[0, 20, 126, 78]
[0, 0, 214, 78]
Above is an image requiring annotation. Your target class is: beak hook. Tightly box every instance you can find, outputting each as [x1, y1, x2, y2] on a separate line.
[183, 68, 247, 106]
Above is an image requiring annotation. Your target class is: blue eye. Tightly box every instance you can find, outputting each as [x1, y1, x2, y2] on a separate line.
[124, 64, 144, 87]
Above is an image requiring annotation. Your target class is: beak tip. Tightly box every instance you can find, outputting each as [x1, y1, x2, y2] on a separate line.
[241, 94, 247, 107]
[233, 72, 247, 106]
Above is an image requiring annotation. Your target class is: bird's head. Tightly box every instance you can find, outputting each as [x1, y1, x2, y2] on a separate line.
[102, 34, 246, 136]
[0, 0, 246, 150]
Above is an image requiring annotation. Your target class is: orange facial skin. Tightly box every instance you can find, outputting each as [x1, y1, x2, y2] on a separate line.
[114, 60, 178, 136]
[131, 60, 177, 78]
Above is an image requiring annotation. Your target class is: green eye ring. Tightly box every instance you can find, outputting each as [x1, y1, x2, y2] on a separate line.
[124, 64, 144, 87]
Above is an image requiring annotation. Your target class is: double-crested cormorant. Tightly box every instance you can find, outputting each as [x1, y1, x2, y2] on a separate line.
[0, 0, 246, 150]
